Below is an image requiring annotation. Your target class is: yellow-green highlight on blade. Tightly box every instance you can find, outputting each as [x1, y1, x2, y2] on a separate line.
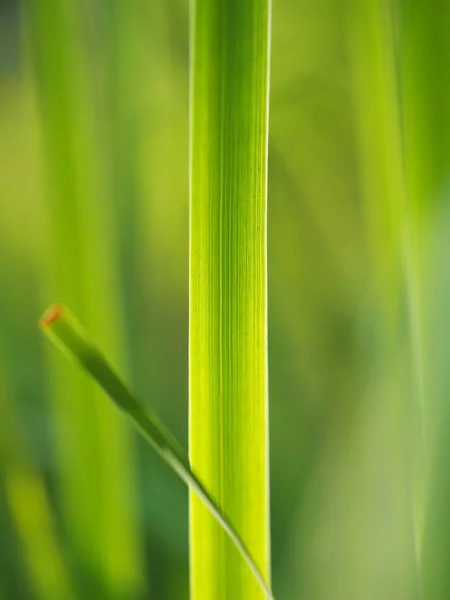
[39, 305, 275, 600]
[189, 0, 272, 598]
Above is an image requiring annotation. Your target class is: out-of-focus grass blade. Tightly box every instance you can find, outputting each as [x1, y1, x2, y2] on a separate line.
[400, 2, 450, 598]
[39, 305, 275, 600]
[347, 0, 405, 310]
[346, 0, 422, 597]
[0, 362, 74, 600]
[25, 1, 143, 596]
[419, 204, 450, 600]
[189, 0, 272, 598]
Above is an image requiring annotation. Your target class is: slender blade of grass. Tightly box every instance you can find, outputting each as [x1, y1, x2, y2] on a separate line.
[346, 1, 422, 597]
[0, 361, 74, 600]
[39, 305, 275, 600]
[189, 0, 272, 598]
[400, 2, 450, 598]
[25, 1, 143, 597]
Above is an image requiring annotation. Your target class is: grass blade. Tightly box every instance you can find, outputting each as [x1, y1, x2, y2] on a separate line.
[189, 0, 272, 598]
[0, 362, 74, 600]
[400, 2, 450, 597]
[25, 1, 143, 596]
[346, 0, 422, 596]
[39, 305, 275, 600]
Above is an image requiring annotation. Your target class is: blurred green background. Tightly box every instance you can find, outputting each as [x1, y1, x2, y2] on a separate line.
[1, 0, 449, 599]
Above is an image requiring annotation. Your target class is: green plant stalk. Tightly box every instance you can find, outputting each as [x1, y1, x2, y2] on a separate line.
[25, 1, 142, 596]
[189, 0, 272, 598]
[40, 306, 275, 600]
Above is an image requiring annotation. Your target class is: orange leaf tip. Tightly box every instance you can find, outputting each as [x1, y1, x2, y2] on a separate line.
[40, 305, 64, 329]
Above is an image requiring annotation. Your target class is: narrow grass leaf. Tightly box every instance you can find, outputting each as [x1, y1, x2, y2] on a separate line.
[39, 305, 274, 600]
[25, 1, 143, 596]
[346, 0, 422, 596]
[400, 2, 450, 597]
[0, 362, 74, 600]
[189, 0, 272, 598]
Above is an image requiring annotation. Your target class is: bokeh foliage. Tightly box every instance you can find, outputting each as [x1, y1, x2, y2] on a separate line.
[1, 0, 449, 599]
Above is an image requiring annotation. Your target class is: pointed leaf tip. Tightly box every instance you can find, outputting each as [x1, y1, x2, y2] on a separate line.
[40, 305, 65, 329]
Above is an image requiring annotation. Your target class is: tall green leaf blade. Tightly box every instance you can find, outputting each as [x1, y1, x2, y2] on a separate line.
[189, 0, 272, 598]
[25, 2, 143, 597]
[0, 361, 74, 600]
[400, 2, 450, 598]
[345, 1, 422, 598]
